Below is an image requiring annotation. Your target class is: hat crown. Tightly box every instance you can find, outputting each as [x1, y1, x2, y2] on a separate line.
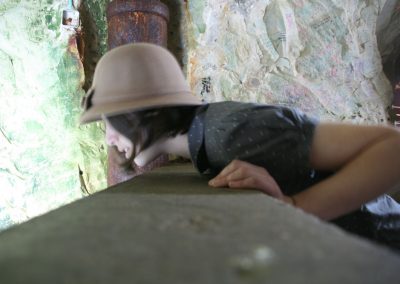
[93, 43, 191, 103]
[80, 43, 202, 124]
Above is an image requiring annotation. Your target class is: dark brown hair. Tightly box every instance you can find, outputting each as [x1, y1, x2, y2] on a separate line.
[107, 106, 198, 168]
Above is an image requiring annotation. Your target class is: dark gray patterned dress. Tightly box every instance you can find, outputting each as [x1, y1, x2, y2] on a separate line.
[188, 101, 330, 195]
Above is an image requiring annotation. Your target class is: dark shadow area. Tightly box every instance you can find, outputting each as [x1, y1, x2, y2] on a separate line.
[381, 54, 400, 87]
[376, 1, 400, 125]
[332, 194, 400, 253]
[78, 3, 103, 92]
[161, 0, 185, 67]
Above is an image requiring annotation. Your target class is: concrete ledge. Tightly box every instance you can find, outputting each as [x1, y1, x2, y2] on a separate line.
[0, 164, 399, 283]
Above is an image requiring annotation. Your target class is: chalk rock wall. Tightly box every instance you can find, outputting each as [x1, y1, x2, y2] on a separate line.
[185, 0, 392, 123]
[0, 0, 107, 230]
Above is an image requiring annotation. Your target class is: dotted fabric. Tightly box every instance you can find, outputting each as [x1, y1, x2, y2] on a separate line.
[188, 101, 331, 195]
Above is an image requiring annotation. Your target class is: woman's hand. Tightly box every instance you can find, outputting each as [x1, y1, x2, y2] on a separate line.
[208, 160, 289, 202]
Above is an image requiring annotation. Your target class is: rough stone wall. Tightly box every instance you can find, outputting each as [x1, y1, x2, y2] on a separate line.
[0, 0, 108, 230]
[184, 0, 393, 123]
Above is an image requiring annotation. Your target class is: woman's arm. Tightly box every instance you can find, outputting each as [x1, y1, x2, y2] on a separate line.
[209, 123, 400, 221]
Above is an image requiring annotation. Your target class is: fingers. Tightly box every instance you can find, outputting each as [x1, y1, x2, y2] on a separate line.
[226, 177, 259, 189]
[209, 160, 258, 187]
[217, 159, 247, 178]
[230, 175, 282, 199]
[208, 170, 244, 187]
[208, 159, 284, 199]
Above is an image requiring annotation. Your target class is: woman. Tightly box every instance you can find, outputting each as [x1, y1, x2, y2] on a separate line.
[80, 43, 400, 222]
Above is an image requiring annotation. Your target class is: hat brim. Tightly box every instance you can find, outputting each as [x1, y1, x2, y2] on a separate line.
[80, 92, 203, 124]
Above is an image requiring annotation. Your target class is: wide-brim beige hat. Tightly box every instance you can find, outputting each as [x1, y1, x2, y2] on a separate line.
[80, 43, 202, 124]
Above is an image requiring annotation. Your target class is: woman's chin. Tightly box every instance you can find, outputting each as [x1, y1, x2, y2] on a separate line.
[134, 153, 162, 168]
[133, 156, 147, 167]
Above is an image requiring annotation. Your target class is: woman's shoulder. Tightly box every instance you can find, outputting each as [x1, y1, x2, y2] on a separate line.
[204, 100, 318, 130]
[207, 100, 259, 113]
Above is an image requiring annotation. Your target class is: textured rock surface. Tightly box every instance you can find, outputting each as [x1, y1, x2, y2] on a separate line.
[0, 0, 107, 230]
[0, 164, 399, 284]
[185, 0, 393, 123]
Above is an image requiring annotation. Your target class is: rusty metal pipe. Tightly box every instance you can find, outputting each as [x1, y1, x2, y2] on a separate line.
[107, 0, 169, 49]
[106, 0, 170, 186]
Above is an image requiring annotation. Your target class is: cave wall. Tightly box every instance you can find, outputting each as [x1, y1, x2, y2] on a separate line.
[0, 0, 107, 230]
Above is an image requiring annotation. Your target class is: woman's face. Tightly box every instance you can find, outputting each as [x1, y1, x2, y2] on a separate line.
[104, 117, 134, 159]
